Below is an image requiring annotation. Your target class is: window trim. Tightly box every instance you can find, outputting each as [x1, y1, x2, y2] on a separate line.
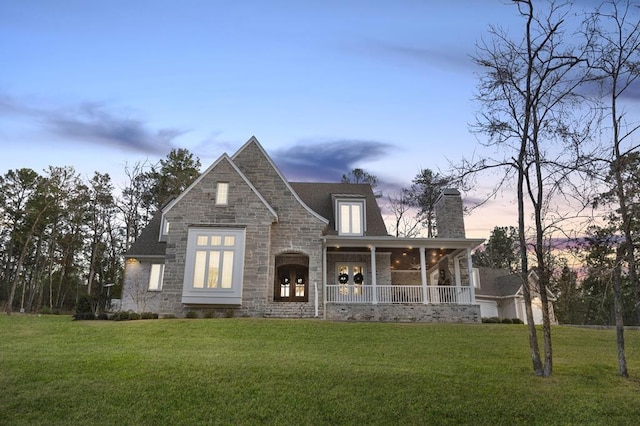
[335, 198, 366, 236]
[182, 227, 245, 305]
[148, 263, 165, 291]
[215, 182, 229, 205]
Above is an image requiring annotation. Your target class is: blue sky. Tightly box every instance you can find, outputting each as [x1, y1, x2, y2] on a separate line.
[0, 1, 540, 238]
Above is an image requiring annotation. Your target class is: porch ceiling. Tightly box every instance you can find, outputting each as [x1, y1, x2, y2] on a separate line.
[323, 236, 485, 272]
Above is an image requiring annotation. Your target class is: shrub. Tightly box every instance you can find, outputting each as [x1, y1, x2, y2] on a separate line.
[73, 312, 96, 321]
[39, 307, 53, 315]
[203, 311, 216, 319]
[111, 311, 130, 321]
[482, 317, 500, 323]
[129, 312, 141, 320]
[225, 309, 235, 318]
[163, 314, 177, 319]
[511, 318, 524, 324]
[97, 313, 109, 320]
[185, 311, 199, 319]
[501, 318, 513, 324]
[140, 312, 155, 320]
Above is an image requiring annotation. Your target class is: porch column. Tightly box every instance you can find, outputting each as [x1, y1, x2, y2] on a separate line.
[467, 248, 476, 303]
[322, 242, 327, 318]
[370, 246, 377, 304]
[420, 247, 428, 304]
[454, 255, 462, 304]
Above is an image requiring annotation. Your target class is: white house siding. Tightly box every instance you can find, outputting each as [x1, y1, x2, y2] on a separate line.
[477, 300, 499, 319]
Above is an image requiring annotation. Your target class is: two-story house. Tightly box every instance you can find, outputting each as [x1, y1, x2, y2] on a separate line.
[122, 137, 484, 322]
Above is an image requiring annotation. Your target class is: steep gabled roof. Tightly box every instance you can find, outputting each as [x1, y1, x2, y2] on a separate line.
[290, 182, 388, 237]
[232, 137, 328, 225]
[161, 153, 278, 220]
[125, 213, 166, 258]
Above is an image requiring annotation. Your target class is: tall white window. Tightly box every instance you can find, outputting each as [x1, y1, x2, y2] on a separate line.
[148, 264, 164, 291]
[215, 182, 229, 205]
[337, 200, 365, 236]
[182, 228, 245, 305]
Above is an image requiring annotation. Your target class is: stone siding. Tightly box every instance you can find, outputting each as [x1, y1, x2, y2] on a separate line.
[434, 189, 465, 238]
[326, 303, 481, 323]
[121, 259, 161, 313]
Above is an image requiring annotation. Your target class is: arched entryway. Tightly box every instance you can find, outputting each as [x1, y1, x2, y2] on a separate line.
[274, 253, 309, 302]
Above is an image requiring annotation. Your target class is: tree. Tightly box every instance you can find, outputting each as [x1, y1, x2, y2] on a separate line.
[469, 0, 593, 376]
[585, 0, 640, 377]
[409, 169, 453, 238]
[143, 148, 201, 210]
[386, 188, 422, 237]
[472, 226, 519, 272]
[342, 168, 380, 197]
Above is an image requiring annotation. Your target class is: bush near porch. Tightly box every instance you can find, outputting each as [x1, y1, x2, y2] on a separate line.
[1, 315, 639, 425]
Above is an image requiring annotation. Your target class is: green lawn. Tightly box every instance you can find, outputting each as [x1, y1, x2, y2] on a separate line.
[1, 315, 639, 425]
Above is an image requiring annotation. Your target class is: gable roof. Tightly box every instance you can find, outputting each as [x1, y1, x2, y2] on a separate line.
[475, 267, 523, 298]
[290, 182, 388, 236]
[161, 153, 278, 221]
[232, 137, 328, 225]
[125, 213, 166, 258]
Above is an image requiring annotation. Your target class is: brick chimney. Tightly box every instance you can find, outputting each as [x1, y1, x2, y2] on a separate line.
[434, 188, 465, 238]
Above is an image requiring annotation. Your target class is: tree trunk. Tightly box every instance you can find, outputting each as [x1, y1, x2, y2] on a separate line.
[613, 247, 628, 377]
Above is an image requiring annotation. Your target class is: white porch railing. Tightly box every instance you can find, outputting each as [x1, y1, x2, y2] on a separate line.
[326, 285, 473, 305]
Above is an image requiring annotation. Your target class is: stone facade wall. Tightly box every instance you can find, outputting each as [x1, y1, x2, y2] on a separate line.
[326, 303, 481, 323]
[434, 189, 465, 238]
[326, 252, 391, 286]
[161, 157, 278, 317]
[233, 142, 327, 317]
[391, 270, 422, 285]
[121, 259, 162, 313]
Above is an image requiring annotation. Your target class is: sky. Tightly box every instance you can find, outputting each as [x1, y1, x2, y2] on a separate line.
[0, 0, 608, 240]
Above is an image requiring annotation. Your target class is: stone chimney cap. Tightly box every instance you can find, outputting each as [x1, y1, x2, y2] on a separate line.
[441, 188, 460, 196]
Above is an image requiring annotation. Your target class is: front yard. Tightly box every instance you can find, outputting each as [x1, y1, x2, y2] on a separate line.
[1, 315, 639, 425]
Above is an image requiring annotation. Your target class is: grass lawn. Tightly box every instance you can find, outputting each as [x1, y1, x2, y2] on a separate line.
[1, 315, 640, 425]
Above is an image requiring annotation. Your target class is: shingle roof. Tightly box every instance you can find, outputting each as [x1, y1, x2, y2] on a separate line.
[125, 213, 166, 258]
[475, 267, 524, 297]
[289, 182, 389, 236]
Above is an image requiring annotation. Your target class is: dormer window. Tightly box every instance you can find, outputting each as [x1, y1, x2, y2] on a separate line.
[215, 182, 229, 205]
[335, 197, 365, 236]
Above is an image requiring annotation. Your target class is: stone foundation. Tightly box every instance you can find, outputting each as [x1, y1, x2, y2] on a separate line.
[325, 303, 481, 323]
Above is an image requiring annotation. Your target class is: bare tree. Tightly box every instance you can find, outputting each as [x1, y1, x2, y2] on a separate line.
[386, 188, 422, 237]
[585, 0, 640, 377]
[469, 0, 593, 376]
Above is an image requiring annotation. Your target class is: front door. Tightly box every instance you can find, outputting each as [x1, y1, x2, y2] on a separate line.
[275, 264, 308, 302]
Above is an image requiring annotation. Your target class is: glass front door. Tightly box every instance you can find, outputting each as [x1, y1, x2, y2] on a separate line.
[275, 264, 308, 302]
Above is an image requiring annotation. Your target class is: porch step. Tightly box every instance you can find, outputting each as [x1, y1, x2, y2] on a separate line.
[263, 303, 316, 318]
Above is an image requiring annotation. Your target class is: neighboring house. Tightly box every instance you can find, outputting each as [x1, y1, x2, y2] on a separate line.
[122, 137, 484, 322]
[474, 267, 557, 324]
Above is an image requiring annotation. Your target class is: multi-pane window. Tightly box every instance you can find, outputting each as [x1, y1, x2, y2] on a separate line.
[192, 234, 236, 289]
[182, 228, 245, 305]
[337, 200, 365, 236]
[148, 264, 164, 290]
[215, 182, 229, 205]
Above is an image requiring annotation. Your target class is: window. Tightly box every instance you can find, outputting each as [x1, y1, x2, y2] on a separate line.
[215, 182, 229, 205]
[182, 228, 245, 305]
[148, 264, 164, 291]
[336, 199, 365, 236]
[274, 264, 308, 302]
[337, 263, 366, 296]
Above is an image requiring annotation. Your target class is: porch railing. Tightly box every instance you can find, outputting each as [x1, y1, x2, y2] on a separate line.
[325, 285, 473, 305]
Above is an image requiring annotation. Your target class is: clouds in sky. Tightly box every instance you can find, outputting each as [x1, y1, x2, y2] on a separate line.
[272, 139, 393, 182]
[0, 94, 184, 155]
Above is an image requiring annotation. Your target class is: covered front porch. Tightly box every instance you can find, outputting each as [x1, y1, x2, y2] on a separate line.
[321, 235, 484, 322]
